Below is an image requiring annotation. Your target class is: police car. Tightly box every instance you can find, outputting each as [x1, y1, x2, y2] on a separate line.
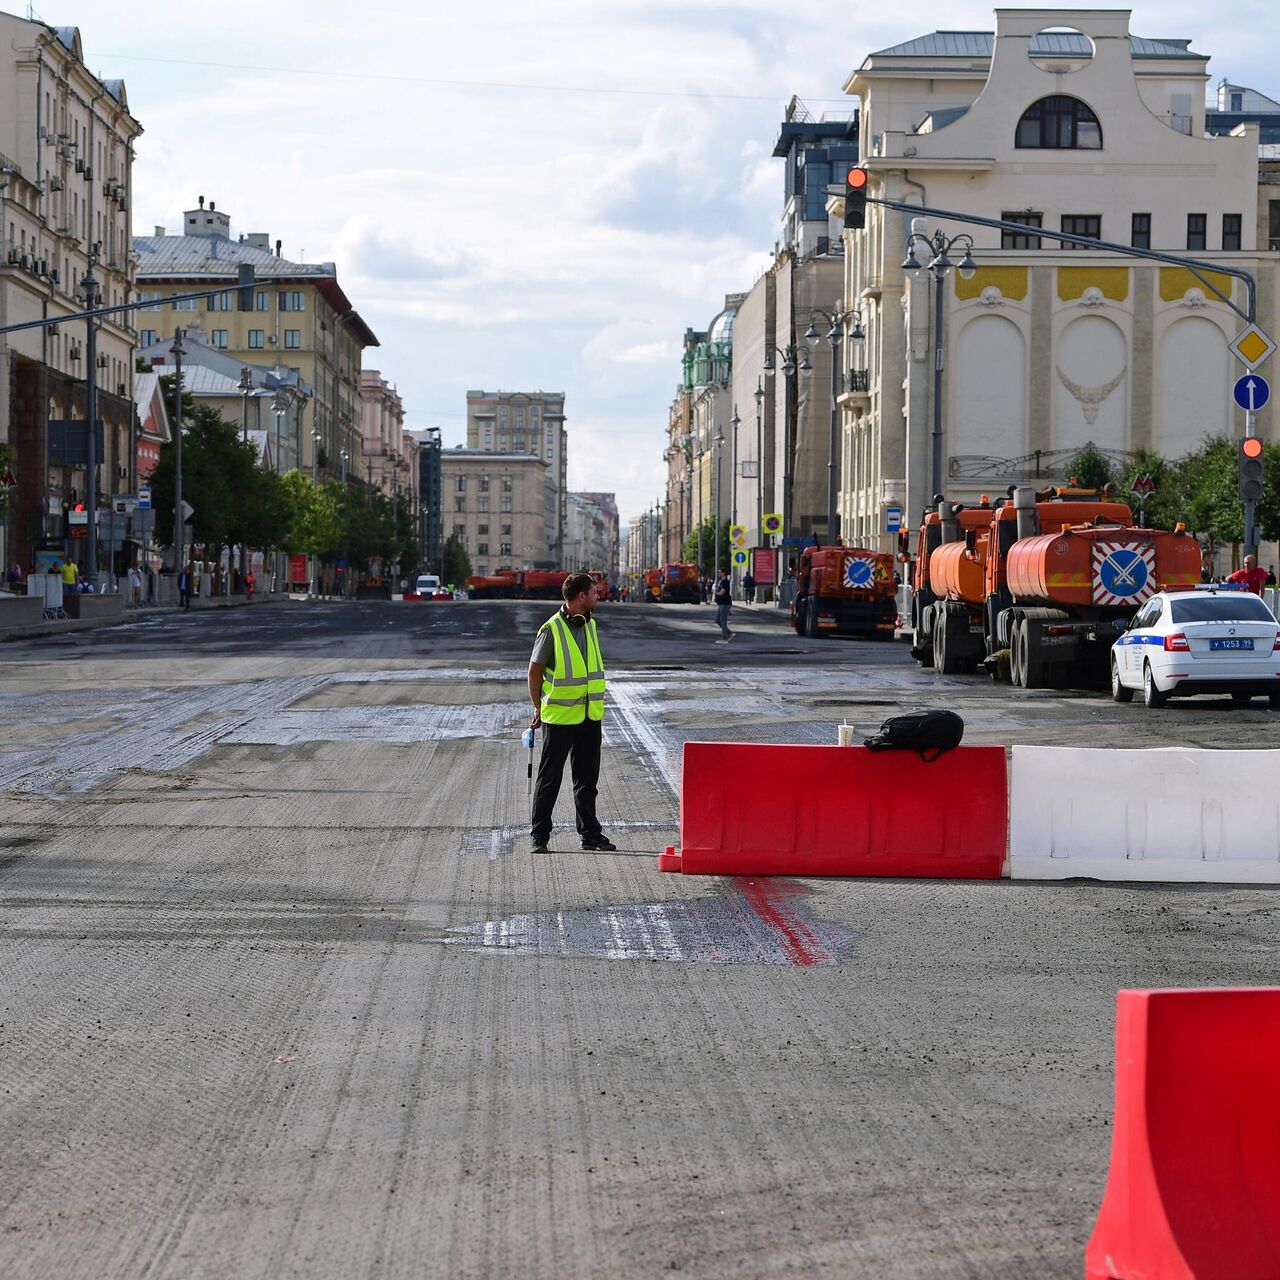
[1110, 585, 1280, 709]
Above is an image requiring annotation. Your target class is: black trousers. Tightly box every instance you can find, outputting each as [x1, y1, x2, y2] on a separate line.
[531, 718, 602, 844]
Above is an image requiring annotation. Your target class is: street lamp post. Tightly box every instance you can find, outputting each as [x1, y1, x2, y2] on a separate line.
[902, 229, 977, 501]
[311, 428, 321, 484]
[802, 307, 864, 544]
[237, 365, 253, 584]
[753, 379, 764, 560]
[82, 267, 101, 587]
[713, 424, 725, 574]
[171, 328, 186, 582]
[762, 345, 798, 601]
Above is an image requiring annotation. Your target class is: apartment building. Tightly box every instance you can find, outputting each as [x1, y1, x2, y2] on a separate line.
[465, 390, 566, 565]
[414, 427, 443, 575]
[440, 447, 547, 578]
[134, 199, 377, 485]
[359, 370, 417, 522]
[0, 17, 142, 574]
[564, 491, 619, 577]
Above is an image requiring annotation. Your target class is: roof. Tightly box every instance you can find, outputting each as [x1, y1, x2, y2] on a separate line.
[134, 234, 379, 348]
[868, 30, 1206, 61]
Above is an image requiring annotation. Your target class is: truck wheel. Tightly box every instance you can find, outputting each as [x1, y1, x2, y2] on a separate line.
[791, 610, 803, 635]
[1010, 619, 1027, 687]
[804, 599, 820, 639]
[1110, 654, 1133, 703]
[1143, 662, 1168, 709]
[912, 644, 934, 669]
[1231, 691, 1253, 707]
[936, 614, 958, 674]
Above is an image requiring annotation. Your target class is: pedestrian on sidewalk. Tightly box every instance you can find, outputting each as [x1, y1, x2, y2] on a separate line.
[178, 563, 192, 611]
[128, 565, 142, 606]
[527, 572, 615, 854]
[713, 571, 733, 643]
[742, 571, 755, 605]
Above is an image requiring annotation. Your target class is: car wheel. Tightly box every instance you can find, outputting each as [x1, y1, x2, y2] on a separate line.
[1231, 691, 1254, 707]
[1111, 654, 1133, 703]
[1270, 693, 1280, 710]
[1143, 662, 1168, 709]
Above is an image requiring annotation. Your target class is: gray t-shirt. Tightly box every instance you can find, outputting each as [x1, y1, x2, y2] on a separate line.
[530, 611, 588, 667]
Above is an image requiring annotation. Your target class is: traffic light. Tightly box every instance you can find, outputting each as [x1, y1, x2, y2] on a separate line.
[1239, 436, 1265, 502]
[237, 262, 256, 311]
[843, 166, 869, 230]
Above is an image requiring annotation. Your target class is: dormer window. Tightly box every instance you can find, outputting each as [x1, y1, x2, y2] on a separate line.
[1016, 95, 1102, 149]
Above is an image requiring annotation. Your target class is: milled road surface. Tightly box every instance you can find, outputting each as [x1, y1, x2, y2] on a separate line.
[2, 599, 1279, 1278]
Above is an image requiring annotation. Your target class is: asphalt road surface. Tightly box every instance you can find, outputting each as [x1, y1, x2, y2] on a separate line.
[2, 598, 1279, 1279]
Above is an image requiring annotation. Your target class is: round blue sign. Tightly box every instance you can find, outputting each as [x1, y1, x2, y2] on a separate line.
[1234, 374, 1271, 412]
[844, 557, 874, 589]
[1098, 548, 1149, 597]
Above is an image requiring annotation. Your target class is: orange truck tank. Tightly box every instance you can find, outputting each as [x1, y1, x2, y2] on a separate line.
[928, 536, 989, 605]
[643, 568, 662, 602]
[1005, 526, 1202, 608]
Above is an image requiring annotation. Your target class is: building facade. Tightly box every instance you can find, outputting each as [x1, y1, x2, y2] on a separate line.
[836, 11, 1275, 551]
[0, 17, 142, 575]
[415, 427, 443, 576]
[465, 390, 566, 566]
[564, 491, 619, 577]
[440, 447, 547, 578]
[134, 200, 377, 486]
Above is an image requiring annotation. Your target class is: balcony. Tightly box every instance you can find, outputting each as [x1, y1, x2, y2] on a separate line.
[844, 370, 869, 394]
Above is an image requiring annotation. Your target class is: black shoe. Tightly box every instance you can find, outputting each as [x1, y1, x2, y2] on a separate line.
[531, 839, 550, 854]
[581, 836, 617, 852]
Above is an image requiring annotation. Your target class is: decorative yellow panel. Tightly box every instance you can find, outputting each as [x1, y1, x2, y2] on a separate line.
[1057, 267, 1129, 302]
[954, 266, 1028, 302]
[1159, 267, 1237, 303]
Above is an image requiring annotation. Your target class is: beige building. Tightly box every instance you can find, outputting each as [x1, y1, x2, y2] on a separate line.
[834, 10, 1277, 552]
[0, 17, 142, 575]
[564, 491, 619, 577]
[440, 447, 547, 578]
[134, 199, 377, 486]
[465, 390, 566, 565]
[359, 370, 417, 520]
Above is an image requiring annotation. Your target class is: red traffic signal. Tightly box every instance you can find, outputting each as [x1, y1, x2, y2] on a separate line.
[1242, 436, 1264, 459]
[843, 166, 869, 231]
[1239, 436, 1265, 502]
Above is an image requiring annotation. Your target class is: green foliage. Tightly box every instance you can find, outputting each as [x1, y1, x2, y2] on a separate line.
[680, 517, 730, 577]
[441, 535, 470, 584]
[1064, 441, 1118, 491]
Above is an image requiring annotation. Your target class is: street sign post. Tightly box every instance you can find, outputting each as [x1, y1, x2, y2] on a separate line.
[137, 486, 151, 510]
[1229, 325, 1277, 372]
[884, 504, 903, 534]
[1233, 374, 1271, 413]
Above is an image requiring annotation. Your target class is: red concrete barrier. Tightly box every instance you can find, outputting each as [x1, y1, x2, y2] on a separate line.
[664, 742, 1006, 878]
[1085, 987, 1280, 1279]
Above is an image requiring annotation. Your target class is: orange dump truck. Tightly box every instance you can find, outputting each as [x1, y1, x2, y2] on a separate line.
[792, 544, 897, 640]
[659, 562, 701, 603]
[915, 485, 1201, 686]
[642, 568, 663, 602]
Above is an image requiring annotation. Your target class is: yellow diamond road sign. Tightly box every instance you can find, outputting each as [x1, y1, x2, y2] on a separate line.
[1230, 325, 1276, 371]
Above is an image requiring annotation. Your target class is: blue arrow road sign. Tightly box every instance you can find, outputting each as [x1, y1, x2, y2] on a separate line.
[1234, 374, 1271, 412]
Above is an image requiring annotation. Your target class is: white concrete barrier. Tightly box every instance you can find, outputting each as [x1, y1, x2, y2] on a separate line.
[1010, 745, 1280, 883]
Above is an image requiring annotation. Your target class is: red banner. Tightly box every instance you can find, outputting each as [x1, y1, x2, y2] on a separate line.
[751, 547, 776, 582]
[289, 554, 309, 584]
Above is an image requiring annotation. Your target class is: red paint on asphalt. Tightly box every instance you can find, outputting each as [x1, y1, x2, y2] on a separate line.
[733, 877, 830, 966]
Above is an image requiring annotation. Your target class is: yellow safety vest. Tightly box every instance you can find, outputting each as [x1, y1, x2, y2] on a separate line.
[539, 610, 605, 725]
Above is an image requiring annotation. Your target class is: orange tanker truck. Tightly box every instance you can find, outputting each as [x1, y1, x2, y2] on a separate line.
[659, 562, 701, 603]
[915, 485, 1201, 686]
[792, 544, 897, 640]
[642, 568, 663, 602]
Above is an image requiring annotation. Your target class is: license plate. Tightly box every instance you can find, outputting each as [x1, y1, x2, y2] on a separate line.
[1210, 638, 1254, 651]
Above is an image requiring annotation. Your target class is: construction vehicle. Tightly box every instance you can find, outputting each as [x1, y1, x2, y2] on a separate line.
[659, 562, 701, 603]
[791, 544, 897, 640]
[464, 571, 520, 599]
[642, 568, 663, 602]
[520, 570, 570, 600]
[912, 485, 1202, 686]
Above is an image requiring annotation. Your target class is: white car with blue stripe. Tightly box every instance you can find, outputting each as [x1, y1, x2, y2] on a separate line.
[1111, 585, 1280, 709]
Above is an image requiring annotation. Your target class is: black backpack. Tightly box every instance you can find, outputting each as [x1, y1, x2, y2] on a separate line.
[863, 710, 964, 763]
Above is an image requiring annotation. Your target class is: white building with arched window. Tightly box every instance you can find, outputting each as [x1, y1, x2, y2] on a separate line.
[835, 8, 1274, 553]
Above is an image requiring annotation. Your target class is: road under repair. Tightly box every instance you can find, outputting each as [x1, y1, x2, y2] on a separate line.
[1, 600, 1278, 1279]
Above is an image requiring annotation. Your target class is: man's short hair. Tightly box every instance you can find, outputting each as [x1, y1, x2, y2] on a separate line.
[562, 572, 594, 601]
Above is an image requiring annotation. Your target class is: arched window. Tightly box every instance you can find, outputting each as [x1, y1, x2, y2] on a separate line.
[1015, 95, 1102, 149]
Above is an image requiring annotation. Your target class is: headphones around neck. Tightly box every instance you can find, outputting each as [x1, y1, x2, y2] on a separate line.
[566, 610, 588, 629]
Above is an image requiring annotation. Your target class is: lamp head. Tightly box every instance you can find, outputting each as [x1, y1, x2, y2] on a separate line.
[957, 246, 978, 280]
[902, 245, 922, 272]
[803, 321, 819, 340]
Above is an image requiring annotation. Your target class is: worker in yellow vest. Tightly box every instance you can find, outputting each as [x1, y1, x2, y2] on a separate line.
[527, 571, 613, 854]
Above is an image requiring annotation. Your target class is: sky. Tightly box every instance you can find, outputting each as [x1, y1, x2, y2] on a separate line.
[56, 0, 1280, 527]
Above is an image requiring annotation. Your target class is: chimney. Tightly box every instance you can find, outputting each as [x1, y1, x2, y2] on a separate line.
[198, 195, 205, 209]
[275, 239, 282, 257]
[154, 225, 164, 237]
